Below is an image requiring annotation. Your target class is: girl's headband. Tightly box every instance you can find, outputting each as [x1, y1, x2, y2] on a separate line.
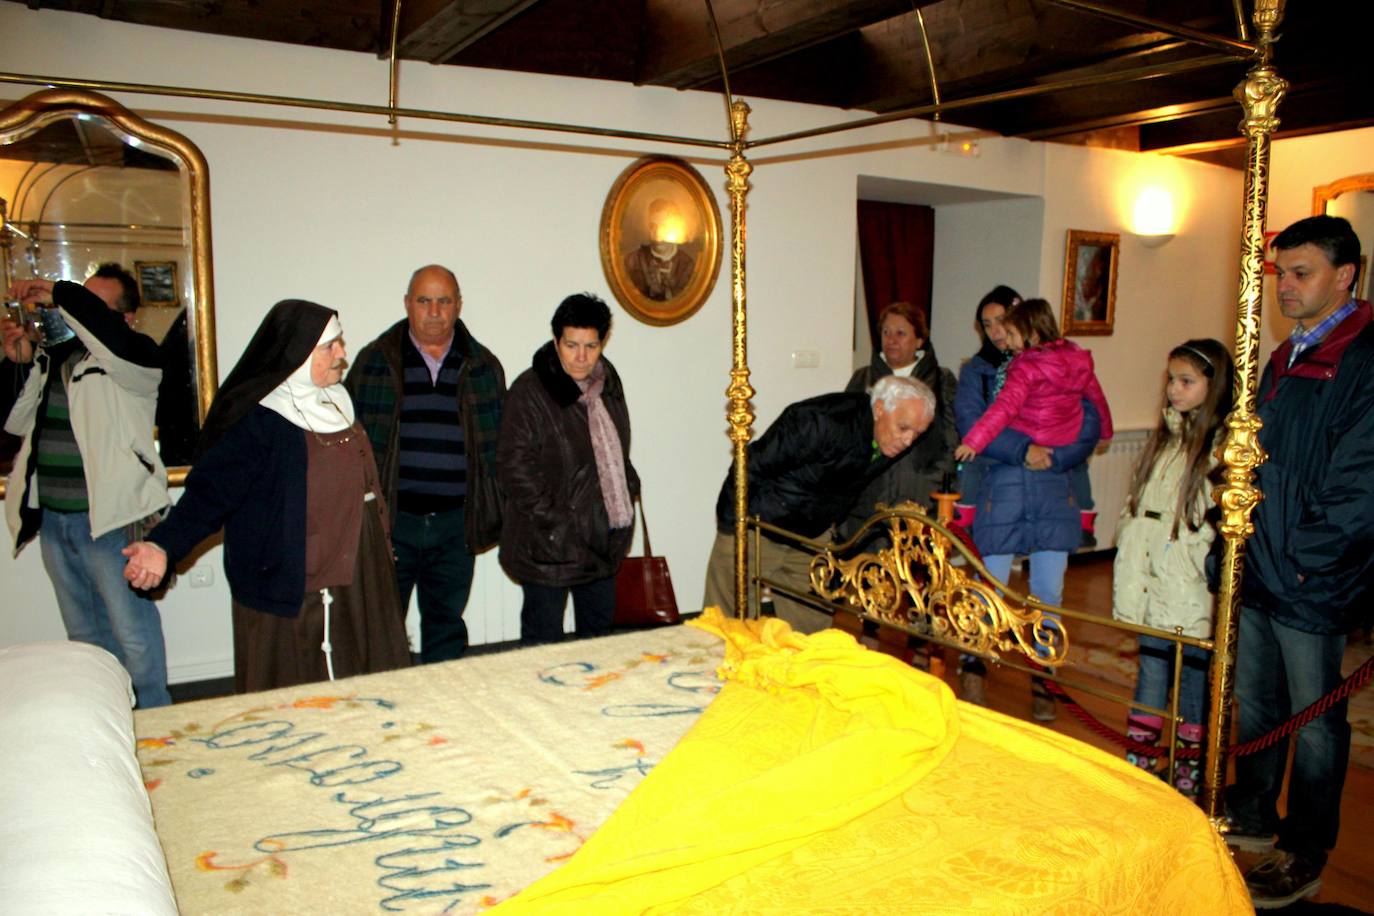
[1179, 344, 1215, 376]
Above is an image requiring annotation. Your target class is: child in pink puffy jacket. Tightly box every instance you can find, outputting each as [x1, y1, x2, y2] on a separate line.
[954, 298, 1113, 464]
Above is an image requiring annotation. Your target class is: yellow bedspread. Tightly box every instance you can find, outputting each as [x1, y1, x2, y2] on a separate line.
[499, 608, 1250, 914]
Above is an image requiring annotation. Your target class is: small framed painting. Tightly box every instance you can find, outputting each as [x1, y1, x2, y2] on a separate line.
[599, 156, 722, 326]
[135, 260, 178, 307]
[1061, 230, 1119, 336]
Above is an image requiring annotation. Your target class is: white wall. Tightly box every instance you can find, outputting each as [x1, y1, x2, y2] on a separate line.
[930, 195, 1045, 364]
[0, 5, 1258, 681]
[1035, 143, 1244, 430]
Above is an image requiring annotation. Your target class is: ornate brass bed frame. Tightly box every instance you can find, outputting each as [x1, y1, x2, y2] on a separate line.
[0, 0, 1288, 828]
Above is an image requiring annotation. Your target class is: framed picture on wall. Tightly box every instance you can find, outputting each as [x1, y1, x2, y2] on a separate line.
[599, 156, 723, 326]
[134, 260, 178, 307]
[1061, 229, 1119, 336]
[1262, 230, 1280, 274]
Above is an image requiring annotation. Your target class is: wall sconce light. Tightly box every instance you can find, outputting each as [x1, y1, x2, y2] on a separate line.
[1132, 187, 1175, 247]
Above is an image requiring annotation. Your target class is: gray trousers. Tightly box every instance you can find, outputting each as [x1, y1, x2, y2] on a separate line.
[701, 529, 831, 634]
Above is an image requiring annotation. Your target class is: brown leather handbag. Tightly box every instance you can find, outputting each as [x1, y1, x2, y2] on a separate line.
[614, 496, 680, 627]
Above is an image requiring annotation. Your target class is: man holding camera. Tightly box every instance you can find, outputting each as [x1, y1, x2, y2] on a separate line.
[2, 266, 171, 707]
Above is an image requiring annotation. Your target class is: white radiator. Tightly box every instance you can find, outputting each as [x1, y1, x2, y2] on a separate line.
[1087, 428, 1150, 549]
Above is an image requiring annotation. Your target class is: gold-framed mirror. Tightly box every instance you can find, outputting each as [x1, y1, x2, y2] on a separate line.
[0, 88, 216, 493]
[1313, 173, 1374, 300]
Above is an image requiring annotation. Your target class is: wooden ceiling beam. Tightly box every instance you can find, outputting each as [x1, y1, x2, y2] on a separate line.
[1139, 81, 1374, 152]
[637, 0, 924, 90]
[395, 0, 544, 63]
[845, 0, 1231, 113]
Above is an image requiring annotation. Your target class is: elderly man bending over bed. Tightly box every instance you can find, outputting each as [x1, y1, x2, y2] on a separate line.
[703, 376, 935, 633]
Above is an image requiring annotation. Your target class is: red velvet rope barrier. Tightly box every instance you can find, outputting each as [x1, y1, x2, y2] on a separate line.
[942, 521, 1374, 759]
[1041, 657, 1374, 759]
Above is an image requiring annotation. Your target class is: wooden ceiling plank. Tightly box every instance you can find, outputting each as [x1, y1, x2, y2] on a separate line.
[1016, 94, 1238, 140]
[396, 0, 544, 63]
[1140, 82, 1374, 152]
[846, 0, 1209, 113]
[638, 0, 925, 89]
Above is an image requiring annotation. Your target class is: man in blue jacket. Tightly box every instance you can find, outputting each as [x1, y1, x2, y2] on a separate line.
[1226, 215, 1374, 909]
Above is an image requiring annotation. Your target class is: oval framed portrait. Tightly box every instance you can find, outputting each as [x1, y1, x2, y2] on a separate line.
[599, 155, 723, 326]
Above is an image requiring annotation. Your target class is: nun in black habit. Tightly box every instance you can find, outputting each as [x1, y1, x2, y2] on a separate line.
[124, 299, 411, 692]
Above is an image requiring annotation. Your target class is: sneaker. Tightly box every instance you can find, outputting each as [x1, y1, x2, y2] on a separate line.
[960, 669, 988, 707]
[1245, 850, 1322, 909]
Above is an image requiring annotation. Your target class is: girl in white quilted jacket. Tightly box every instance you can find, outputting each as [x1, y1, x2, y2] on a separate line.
[1112, 338, 1233, 797]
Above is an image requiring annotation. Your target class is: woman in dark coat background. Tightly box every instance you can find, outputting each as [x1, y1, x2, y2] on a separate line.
[843, 300, 957, 534]
[498, 294, 639, 644]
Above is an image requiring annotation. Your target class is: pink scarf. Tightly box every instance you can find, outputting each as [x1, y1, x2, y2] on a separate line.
[577, 363, 634, 529]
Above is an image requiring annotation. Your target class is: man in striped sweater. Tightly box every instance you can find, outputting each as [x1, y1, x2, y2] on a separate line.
[346, 265, 506, 663]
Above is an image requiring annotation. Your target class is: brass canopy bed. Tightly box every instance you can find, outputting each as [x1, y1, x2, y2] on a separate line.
[0, 0, 1294, 912]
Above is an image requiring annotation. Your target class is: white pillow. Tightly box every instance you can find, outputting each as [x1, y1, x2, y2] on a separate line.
[0, 642, 176, 915]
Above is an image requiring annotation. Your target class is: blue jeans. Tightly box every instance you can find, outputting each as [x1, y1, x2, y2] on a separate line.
[981, 551, 1067, 606]
[1134, 634, 1210, 725]
[520, 576, 616, 645]
[1228, 606, 1349, 867]
[393, 508, 475, 663]
[980, 551, 1067, 660]
[40, 510, 170, 708]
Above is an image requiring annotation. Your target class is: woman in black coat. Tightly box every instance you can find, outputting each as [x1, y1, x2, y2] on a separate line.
[842, 300, 957, 535]
[497, 294, 639, 643]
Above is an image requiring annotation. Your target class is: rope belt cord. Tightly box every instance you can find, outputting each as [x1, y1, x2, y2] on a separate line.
[1040, 655, 1374, 759]
[321, 587, 336, 681]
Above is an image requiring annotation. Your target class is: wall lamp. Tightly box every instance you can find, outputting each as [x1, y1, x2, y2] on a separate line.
[1132, 187, 1176, 247]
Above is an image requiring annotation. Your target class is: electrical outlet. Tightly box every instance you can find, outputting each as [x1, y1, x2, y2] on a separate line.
[791, 349, 821, 369]
[188, 565, 214, 588]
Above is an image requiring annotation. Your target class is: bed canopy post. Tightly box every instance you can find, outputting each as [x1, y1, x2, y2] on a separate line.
[1204, 0, 1287, 825]
[724, 100, 756, 618]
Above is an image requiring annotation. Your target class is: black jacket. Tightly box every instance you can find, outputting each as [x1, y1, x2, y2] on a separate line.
[497, 342, 639, 587]
[715, 392, 890, 539]
[842, 345, 957, 531]
[1242, 301, 1374, 634]
[149, 406, 309, 617]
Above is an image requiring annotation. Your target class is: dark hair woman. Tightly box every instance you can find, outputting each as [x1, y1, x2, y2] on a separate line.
[497, 293, 639, 644]
[842, 300, 957, 534]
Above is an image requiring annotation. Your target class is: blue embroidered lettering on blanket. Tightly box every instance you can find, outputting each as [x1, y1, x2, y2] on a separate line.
[197, 718, 501, 912]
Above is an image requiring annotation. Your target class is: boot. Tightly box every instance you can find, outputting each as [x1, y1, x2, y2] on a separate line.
[1080, 510, 1098, 549]
[1030, 677, 1057, 722]
[1125, 713, 1163, 774]
[1173, 722, 1204, 799]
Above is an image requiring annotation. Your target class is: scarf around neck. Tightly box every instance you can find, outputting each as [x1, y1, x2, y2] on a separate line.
[577, 361, 634, 529]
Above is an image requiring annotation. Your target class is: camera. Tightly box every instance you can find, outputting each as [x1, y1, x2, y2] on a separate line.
[3, 298, 73, 347]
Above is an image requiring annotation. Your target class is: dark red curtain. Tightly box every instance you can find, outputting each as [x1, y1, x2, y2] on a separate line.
[856, 200, 935, 348]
